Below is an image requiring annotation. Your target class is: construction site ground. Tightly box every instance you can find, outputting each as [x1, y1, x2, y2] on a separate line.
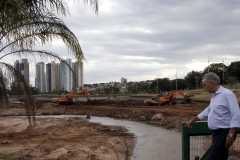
[0, 95, 209, 160]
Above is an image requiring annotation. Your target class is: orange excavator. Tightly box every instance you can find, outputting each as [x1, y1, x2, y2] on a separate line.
[144, 90, 192, 106]
[158, 90, 192, 105]
[57, 88, 89, 105]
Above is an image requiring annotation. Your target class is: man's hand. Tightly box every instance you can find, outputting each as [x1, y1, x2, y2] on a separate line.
[184, 118, 195, 128]
[225, 128, 236, 148]
[225, 136, 234, 148]
[184, 116, 200, 128]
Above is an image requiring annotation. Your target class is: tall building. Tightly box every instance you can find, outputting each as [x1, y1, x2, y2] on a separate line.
[66, 58, 73, 91]
[46, 61, 57, 92]
[51, 61, 56, 91]
[58, 59, 84, 91]
[35, 62, 45, 92]
[55, 63, 61, 90]
[59, 61, 66, 91]
[21, 59, 30, 83]
[59, 59, 72, 92]
[73, 61, 84, 89]
[46, 63, 51, 92]
[121, 77, 127, 83]
[14, 59, 29, 84]
[13, 58, 85, 92]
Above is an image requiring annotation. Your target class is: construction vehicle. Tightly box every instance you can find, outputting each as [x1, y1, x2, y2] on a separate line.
[144, 90, 193, 106]
[106, 94, 121, 102]
[105, 94, 130, 104]
[56, 88, 89, 105]
[143, 97, 159, 106]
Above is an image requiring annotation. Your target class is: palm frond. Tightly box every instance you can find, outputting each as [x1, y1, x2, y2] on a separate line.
[1, 14, 84, 61]
[0, 70, 9, 106]
[0, 62, 35, 126]
[0, 0, 98, 126]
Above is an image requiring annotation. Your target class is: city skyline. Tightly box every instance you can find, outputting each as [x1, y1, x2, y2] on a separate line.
[13, 58, 84, 92]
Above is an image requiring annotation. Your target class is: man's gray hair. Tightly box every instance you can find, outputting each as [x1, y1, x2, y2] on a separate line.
[202, 72, 220, 84]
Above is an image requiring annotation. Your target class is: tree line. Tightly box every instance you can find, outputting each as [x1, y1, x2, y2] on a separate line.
[127, 61, 240, 94]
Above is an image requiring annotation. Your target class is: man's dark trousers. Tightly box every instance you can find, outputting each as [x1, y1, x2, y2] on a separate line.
[208, 129, 229, 160]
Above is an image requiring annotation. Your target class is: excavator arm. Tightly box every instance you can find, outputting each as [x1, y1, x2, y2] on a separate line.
[158, 90, 192, 105]
[80, 89, 89, 100]
[58, 88, 89, 105]
[167, 90, 185, 102]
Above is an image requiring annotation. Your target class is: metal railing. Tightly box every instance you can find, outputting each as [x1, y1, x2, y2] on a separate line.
[182, 121, 240, 160]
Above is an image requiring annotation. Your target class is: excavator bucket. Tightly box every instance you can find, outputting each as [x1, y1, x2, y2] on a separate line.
[184, 95, 194, 102]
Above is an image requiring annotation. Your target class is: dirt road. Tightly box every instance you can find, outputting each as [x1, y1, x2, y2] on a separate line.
[0, 96, 208, 159]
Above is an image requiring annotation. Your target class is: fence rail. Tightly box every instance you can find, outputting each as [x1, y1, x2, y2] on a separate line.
[182, 121, 240, 160]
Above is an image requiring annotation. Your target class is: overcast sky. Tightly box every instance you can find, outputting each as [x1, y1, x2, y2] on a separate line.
[5, 0, 240, 85]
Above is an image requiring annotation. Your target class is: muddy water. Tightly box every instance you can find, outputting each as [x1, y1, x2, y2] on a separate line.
[38, 115, 181, 160]
[88, 116, 181, 160]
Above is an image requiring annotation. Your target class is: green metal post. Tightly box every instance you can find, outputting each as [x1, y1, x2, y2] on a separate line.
[182, 122, 190, 160]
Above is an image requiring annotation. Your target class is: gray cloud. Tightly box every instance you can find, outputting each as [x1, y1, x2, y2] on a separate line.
[62, 0, 240, 84]
[5, 0, 240, 85]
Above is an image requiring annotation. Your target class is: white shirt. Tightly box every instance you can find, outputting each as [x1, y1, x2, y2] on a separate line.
[198, 86, 240, 130]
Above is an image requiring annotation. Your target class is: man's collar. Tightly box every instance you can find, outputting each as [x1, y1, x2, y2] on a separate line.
[214, 85, 223, 94]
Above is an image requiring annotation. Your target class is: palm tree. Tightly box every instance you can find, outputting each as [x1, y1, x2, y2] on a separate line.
[0, 0, 98, 126]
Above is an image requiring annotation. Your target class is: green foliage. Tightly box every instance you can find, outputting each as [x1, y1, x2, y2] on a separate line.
[8, 82, 21, 95]
[125, 78, 188, 94]
[175, 79, 187, 90]
[184, 70, 202, 89]
[228, 61, 240, 81]
[127, 83, 137, 94]
[226, 76, 238, 89]
[103, 85, 119, 94]
[202, 63, 228, 85]
[31, 87, 39, 95]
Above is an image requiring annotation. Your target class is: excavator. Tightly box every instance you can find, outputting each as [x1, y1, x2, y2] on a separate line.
[106, 94, 121, 102]
[56, 88, 90, 105]
[144, 90, 193, 106]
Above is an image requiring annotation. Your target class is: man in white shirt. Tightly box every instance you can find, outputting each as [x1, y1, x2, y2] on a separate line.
[185, 72, 240, 160]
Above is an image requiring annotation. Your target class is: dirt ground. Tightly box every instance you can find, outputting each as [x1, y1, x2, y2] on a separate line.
[0, 96, 209, 160]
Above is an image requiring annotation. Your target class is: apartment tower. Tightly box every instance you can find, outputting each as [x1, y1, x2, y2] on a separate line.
[35, 62, 45, 92]
[14, 59, 30, 84]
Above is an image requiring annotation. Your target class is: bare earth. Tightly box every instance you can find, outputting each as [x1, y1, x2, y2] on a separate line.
[0, 96, 208, 160]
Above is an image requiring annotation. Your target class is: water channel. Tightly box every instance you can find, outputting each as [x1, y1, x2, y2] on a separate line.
[52, 115, 182, 160]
